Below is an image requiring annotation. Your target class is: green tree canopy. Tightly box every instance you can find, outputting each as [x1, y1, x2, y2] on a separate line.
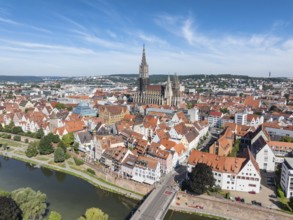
[38, 136, 54, 155]
[47, 133, 61, 143]
[55, 103, 66, 110]
[54, 147, 65, 163]
[34, 128, 45, 139]
[57, 141, 67, 153]
[48, 211, 62, 220]
[0, 196, 22, 220]
[11, 126, 23, 134]
[78, 208, 108, 220]
[11, 187, 47, 220]
[62, 133, 74, 147]
[187, 163, 215, 194]
[25, 141, 39, 158]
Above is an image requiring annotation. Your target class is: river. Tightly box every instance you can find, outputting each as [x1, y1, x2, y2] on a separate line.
[0, 156, 214, 220]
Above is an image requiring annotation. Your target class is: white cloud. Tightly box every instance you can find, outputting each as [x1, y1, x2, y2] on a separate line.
[182, 18, 194, 45]
[0, 16, 50, 33]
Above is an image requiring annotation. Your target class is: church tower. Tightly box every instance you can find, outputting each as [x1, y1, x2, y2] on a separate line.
[164, 76, 173, 106]
[138, 45, 149, 94]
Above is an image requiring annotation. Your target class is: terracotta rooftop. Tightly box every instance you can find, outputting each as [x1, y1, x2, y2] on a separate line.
[188, 150, 247, 174]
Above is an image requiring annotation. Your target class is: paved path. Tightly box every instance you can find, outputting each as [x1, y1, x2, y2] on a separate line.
[130, 172, 178, 220]
[0, 148, 143, 200]
[172, 192, 293, 220]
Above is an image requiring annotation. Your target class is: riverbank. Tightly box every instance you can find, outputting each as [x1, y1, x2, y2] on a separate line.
[0, 147, 145, 201]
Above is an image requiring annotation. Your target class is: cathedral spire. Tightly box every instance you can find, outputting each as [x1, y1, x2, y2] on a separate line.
[139, 44, 149, 78]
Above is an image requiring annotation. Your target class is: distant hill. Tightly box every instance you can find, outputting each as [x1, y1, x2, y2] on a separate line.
[110, 73, 287, 83]
[0, 75, 64, 83]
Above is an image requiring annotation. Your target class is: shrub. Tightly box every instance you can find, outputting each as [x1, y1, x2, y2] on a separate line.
[87, 168, 95, 175]
[225, 192, 230, 199]
[54, 147, 65, 163]
[13, 135, 21, 141]
[65, 152, 71, 160]
[73, 157, 84, 166]
[25, 139, 29, 143]
[25, 141, 39, 158]
[5, 134, 11, 139]
[277, 186, 285, 198]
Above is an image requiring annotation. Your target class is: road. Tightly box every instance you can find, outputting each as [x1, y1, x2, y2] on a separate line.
[198, 131, 217, 152]
[130, 172, 178, 220]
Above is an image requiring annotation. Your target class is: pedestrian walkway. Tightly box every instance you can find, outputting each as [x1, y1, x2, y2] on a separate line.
[0, 148, 143, 200]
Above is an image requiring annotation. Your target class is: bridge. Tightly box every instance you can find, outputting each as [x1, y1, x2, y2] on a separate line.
[130, 172, 178, 220]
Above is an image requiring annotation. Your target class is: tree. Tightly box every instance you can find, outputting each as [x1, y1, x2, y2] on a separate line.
[55, 103, 66, 110]
[13, 135, 21, 141]
[62, 133, 74, 147]
[57, 141, 67, 153]
[11, 187, 47, 220]
[280, 136, 293, 143]
[0, 196, 22, 220]
[48, 211, 62, 220]
[78, 208, 108, 220]
[220, 108, 229, 114]
[187, 163, 215, 194]
[47, 133, 60, 143]
[12, 126, 23, 134]
[72, 142, 79, 153]
[25, 141, 39, 158]
[54, 147, 65, 163]
[38, 136, 54, 155]
[34, 128, 45, 139]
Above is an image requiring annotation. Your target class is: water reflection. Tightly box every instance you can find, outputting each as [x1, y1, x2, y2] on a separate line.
[25, 162, 37, 171]
[55, 171, 66, 182]
[41, 167, 53, 178]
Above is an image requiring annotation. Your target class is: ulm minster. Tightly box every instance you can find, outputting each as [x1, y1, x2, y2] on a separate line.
[1, 0, 293, 220]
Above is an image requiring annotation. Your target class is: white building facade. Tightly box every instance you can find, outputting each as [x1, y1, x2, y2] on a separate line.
[281, 158, 293, 198]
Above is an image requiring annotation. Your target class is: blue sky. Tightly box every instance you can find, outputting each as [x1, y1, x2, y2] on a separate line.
[0, 0, 293, 77]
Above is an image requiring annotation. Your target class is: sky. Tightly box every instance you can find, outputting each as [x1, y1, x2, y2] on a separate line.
[0, 0, 293, 77]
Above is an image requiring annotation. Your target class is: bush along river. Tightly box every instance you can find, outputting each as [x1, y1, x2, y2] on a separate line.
[0, 156, 216, 220]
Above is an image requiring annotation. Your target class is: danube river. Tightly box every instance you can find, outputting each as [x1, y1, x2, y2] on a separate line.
[0, 156, 214, 220]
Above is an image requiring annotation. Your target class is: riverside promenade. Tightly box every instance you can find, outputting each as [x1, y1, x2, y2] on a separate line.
[0, 146, 143, 200]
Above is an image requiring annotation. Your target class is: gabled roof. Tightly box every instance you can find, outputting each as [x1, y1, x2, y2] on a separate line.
[188, 150, 248, 174]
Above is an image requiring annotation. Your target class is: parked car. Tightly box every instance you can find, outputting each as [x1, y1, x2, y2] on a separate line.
[240, 198, 245, 203]
[269, 194, 277, 198]
[248, 191, 256, 194]
[256, 202, 262, 206]
[251, 200, 257, 205]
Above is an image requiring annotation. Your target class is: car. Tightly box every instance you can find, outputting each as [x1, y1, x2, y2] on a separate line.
[236, 196, 241, 202]
[269, 194, 277, 198]
[240, 198, 245, 203]
[256, 202, 262, 206]
[248, 191, 256, 194]
[251, 200, 257, 205]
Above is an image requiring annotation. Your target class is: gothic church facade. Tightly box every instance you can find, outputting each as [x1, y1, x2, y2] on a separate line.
[134, 46, 183, 106]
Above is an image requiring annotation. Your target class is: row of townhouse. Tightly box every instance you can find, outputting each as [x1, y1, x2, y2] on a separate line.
[99, 145, 161, 185]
